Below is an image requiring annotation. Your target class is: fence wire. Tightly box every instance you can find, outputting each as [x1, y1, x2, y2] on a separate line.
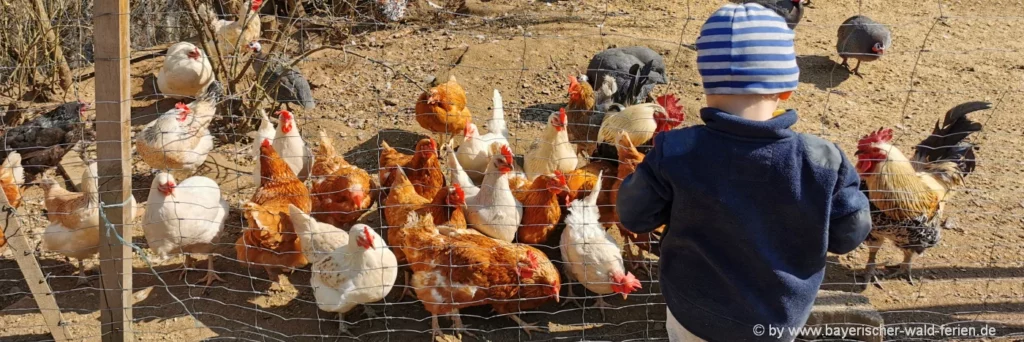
[2, 0, 1024, 341]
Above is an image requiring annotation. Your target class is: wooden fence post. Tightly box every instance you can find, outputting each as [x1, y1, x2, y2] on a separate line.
[0, 187, 72, 341]
[93, 0, 133, 339]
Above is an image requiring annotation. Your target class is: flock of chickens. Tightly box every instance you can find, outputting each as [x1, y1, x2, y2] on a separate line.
[0, 0, 994, 338]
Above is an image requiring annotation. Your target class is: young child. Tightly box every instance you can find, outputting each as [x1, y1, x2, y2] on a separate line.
[616, 3, 871, 342]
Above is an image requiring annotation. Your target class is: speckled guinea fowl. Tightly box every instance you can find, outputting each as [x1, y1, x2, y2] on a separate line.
[248, 41, 315, 111]
[837, 15, 892, 76]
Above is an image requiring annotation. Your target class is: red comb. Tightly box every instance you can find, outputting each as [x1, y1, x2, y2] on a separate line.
[568, 75, 579, 92]
[175, 102, 189, 112]
[500, 145, 513, 165]
[858, 127, 894, 148]
[553, 170, 567, 186]
[261, 138, 272, 147]
[276, 110, 292, 120]
[362, 227, 373, 246]
[452, 183, 465, 198]
[656, 94, 684, 125]
[558, 108, 567, 124]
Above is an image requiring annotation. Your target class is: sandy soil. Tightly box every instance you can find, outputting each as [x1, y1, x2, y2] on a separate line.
[2, 0, 1023, 341]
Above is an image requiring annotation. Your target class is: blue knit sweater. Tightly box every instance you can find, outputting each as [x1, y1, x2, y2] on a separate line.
[617, 108, 871, 342]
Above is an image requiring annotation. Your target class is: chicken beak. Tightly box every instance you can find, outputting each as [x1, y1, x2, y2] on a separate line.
[621, 292, 629, 300]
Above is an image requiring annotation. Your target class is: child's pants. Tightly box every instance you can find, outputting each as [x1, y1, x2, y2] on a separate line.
[666, 308, 707, 342]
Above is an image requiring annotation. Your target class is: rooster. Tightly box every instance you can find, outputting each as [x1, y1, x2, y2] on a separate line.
[1, 101, 91, 181]
[455, 89, 510, 184]
[855, 101, 989, 286]
[415, 75, 472, 142]
[248, 109, 276, 184]
[0, 152, 24, 250]
[560, 171, 641, 317]
[515, 171, 570, 246]
[271, 110, 312, 181]
[402, 212, 561, 337]
[592, 94, 683, 160]
[236, 139, 311, 292]
[525, 108, 578, 181]
[446, 142, 522, 242]
[378, 138, 444, 200]
[142, 172, 229, 286]
[198, 0, 263, 56]
[136, 97, 216, 177]
[157, 42, 215, 99]
[311, 131, 374, 227]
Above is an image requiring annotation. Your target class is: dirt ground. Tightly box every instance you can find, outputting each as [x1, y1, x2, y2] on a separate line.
[2, 0, 1024, 341]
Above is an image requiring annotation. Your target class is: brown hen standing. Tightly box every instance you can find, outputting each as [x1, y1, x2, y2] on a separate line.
[415, 75, 472, 142]
[402, 212, 561, 338]
[378, 138, 444, 200]
[236, 139, 312, 292]
[515, 171, 570, 246]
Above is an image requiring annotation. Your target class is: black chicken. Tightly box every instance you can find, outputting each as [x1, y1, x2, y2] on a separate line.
[247, 41, 315, 111]
[837, 15, 892, 76]
[0, 101, 93, 181]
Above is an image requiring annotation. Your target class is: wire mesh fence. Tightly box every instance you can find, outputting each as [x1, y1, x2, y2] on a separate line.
[2, 0, 1024, 341]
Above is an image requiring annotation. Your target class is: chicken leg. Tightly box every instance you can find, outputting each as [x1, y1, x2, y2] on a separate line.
[508, 313, 544, 337]
[178, 254, 195, 281]
[590, 296, 614, 320]
[885, 249, 918, 285]
[451, 309, 475, 337]
[561, 272, 583, 308]
[74, 259, 90, 287]
[860, 236, 885, 289]
[194, 256, 224, 287]
[337, 311, 354, 337]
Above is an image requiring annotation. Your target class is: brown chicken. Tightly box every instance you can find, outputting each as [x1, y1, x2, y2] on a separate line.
[415, 75, 472, 141]
[566, 75, 607, 156]
[0, 152, 24, 249]
[310, 131, 375, 227]
[378, 138, 444, 200]
[401, 211, 561, 337]
[236, 139, 312, 292]
[562, 160, 618, 226]
[610, 132, 663, 275]
[383, 165, 468, 299]
[515, 171, 570, 246]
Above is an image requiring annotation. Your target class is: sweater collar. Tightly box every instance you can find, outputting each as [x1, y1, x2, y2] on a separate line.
[700, 107, 798, 139]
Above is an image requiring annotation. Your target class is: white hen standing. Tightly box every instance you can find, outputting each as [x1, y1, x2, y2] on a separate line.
[157, 42, 215, 99]
[143, 172, 229, 286]
[198, 0, 263, 56]
[310, 224, 397, 335]
[446, 141, 522, 242]
[136, 102, 215, 177]
[288, 204, 350, 265]
[249, 109, 276, 184]
[272, 110, 312, 180]
[455, 89, 510, 184]
[560, 171, 641, 318]
[525, 108, 577, 181]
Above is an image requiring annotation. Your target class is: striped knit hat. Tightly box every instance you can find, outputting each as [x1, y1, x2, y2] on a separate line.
[695, 3, 799, 95]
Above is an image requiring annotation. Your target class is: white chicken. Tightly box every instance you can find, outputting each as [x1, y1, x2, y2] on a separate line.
[136, 101, 215, 177]
[596, 94, 684, 149]
[524, 108, 577, 181]
[198, 0, 263, 56]
[156, 42, 215, 99]
[455, 89, 510, 184]
[288, 204, 350, 265]
[560, 171, 641, 317]
[309, 223, 397, 335]
[41, 161, 138, 286]
[248, 109, 276, 184]
[272, 110, 312, 180]
[142, 172, 229, 286]
[445, 141, 522, 242]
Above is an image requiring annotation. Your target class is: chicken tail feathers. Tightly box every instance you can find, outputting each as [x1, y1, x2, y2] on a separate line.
[490, 89, 509, 139]
[196, 3, 218, 27]
[913, 101, 989, 174]
[1, 152, 24, 186]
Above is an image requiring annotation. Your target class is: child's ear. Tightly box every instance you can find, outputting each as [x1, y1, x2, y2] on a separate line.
[779, 91, 794, 101]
